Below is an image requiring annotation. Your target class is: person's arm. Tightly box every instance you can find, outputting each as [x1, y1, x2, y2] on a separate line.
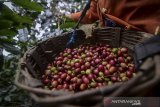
[70, 0, 99, 24]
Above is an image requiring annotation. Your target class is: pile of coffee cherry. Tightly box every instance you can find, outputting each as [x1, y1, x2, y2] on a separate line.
[41, 44, 136, 92]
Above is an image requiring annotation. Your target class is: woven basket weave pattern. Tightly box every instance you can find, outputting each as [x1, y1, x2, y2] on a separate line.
[15, 27, 160, 107]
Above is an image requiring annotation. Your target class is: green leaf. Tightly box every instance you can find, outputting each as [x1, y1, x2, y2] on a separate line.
[0, 38, 17, 45]
[30, 12, 40, 19]
[0, 20, 13, 29]
[12, 0, 43, 12]
[2, 44, 20, 55]
[60, 22, 76, 29]
[12, 15, 33, 25]
[0, 29, 17, 36]
[0, 5, 33, 25]
[0, 4, 13, 16]
[64, 17, 74, 22]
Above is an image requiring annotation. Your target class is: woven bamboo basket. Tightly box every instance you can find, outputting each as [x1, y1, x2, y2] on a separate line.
[15, 27, 160, 107]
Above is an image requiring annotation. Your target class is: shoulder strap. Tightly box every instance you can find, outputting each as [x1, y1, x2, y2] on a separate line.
[74, 0, 92, 29]
[67, 0, 92, 48]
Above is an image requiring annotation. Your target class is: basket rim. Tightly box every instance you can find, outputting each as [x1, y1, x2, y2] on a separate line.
[15, 27, 160, 104]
